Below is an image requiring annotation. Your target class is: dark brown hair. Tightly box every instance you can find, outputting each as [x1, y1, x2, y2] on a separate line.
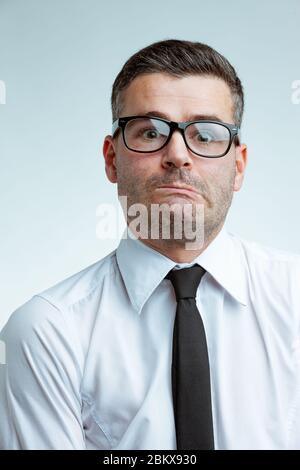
[111, 39, 244, 127]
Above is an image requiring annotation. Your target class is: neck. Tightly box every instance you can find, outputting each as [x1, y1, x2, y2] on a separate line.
[134, 224, 224, 263]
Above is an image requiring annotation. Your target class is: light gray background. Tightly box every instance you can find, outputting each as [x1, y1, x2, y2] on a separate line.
[1, 0, 300, 329]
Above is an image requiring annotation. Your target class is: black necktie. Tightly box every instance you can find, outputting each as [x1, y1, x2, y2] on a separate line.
[165, 265, 215, 450]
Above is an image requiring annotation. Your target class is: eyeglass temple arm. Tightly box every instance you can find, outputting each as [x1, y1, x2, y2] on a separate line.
[112, 119, 120, 137]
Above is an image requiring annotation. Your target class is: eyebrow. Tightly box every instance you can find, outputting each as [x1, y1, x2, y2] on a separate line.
[142, 110, 224, 123]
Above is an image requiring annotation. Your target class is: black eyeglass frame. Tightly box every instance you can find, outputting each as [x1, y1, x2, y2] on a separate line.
[112, 115, 240, 158]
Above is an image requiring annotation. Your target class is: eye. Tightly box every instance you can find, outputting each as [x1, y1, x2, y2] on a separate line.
[140, 128, 160, 139]
[188, 131, 213, 144]
[196, 131, 214, 143]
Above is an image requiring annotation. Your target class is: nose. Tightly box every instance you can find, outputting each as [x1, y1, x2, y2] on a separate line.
[161, 129, 193, 170]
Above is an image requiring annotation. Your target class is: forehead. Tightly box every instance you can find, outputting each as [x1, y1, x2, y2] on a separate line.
[120, 73, 234, 123]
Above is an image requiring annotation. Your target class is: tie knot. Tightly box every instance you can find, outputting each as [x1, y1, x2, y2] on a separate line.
[165, 264, 206, 301]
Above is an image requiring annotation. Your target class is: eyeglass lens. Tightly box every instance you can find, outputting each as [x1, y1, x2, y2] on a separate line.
[124, 117, 231, 157]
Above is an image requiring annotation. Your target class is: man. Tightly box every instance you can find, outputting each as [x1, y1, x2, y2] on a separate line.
[1, 39, 300, 450]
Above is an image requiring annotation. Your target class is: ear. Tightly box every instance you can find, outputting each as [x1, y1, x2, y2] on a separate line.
[233, 143, 247, 192]
[102, 135, 118, 183]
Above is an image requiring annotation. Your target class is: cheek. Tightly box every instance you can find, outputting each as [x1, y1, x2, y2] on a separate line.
[193, 160, 222, 184]
[195, 161, 235, 197]
[116, 154, 153, 197]
[124, 156, 159, 186]
[206, 156, 235, 179]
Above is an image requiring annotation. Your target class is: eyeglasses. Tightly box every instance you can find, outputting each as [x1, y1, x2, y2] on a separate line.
[112, 115, 240, 158]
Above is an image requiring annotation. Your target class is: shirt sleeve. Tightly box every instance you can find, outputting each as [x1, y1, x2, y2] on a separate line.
[0, 295, 86, 449]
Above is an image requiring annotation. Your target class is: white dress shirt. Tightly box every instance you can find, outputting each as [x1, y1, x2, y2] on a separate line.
[1, 224, 300, 450]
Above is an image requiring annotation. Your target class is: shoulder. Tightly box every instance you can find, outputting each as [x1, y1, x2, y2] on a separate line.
[229, 230, 300, 271]
[0, 249, 117, 357]
[36, 248, 118, 312]
[228, 230, 300, 312]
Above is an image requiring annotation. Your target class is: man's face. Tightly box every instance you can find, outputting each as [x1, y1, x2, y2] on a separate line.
[103, 73, 247, 245]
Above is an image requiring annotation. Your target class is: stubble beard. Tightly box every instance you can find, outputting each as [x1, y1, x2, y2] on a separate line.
[117, 166, 235, 249]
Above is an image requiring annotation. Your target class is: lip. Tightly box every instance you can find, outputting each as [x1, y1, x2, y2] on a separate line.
[156, 184, 200, 196]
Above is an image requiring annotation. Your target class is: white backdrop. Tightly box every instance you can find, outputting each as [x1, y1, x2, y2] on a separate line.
[1, 0, 300, 328]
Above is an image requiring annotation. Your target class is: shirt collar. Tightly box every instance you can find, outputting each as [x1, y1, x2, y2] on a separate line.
[116, 224, 248, 315]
